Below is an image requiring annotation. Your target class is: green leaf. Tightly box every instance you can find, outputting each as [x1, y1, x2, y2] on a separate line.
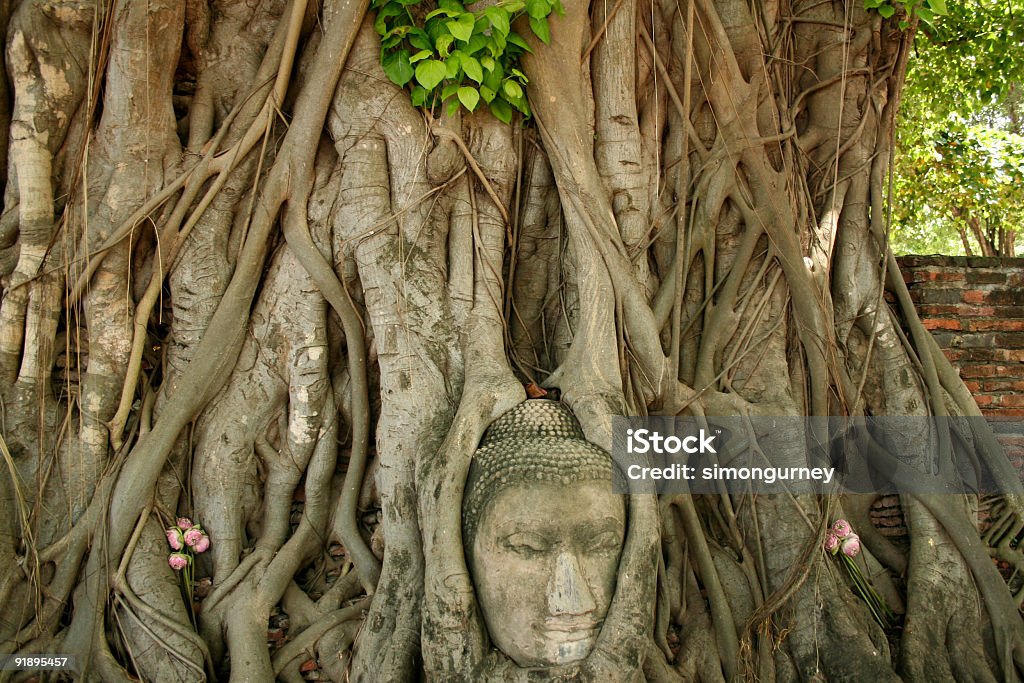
[458, 86, 481, 111]
[525, 0, 550, 19]
[374, 4, 404, 34]
[503, 80, 523, 99]
[878, 4, 895, 17]
[927, 0, 947, 14]
[529, 16, 550, 43]
[449, 13, 475, 41]
[462, 56, 484, 83]
[409, 49, 433, 63]
[481, 55, 496, 71]
[510, 93, 530, 115]
[436, 33, 454, 56]
[490, 98, 513, 124]
[483, 61, 504, 91]
[415, 59, 448, 90]
[507, 32, 532, 51]
[411, 85, 428, 107]
[916, 6, 935, 24]
[425, 7, 460, 19]
[492, 29, 507, 54]
[409, 29, 433, 50]
[382, 24, 411, 40]
[479, 85, 496, 102]
[438, 0, 463, 11]
[382, 50, 414, 86]
[441, 83, 460, 100]
[445, 54, 462, 78]
[485, 6, 511, 36]
[465, 34, 488, 54]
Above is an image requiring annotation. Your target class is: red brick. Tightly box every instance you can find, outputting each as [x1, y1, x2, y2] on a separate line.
[988, 290, 1024, 305]
[924, 318, 962, 331]
[964, 380, 982, 393]
[963, 290, 986, 304]
[974, 395, 996, 407]
[960, 364, 1000, 378]
[999, 394, 1024, 408]
[982, 380, 1024, 392]
[965, 319, 1024, 332]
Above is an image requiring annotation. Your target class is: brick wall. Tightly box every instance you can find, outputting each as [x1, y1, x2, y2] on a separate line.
[872, 256, 1024, 541]
[898, 255, 1024, 417]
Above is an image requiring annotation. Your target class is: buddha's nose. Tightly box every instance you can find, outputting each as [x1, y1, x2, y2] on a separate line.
[547, 551, 598, 617]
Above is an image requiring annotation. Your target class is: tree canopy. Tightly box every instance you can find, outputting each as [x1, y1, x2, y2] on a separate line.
[891, 0, 1024, 255]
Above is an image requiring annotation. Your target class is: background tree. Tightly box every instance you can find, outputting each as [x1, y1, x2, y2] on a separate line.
[1, 0, 1024, 681]
[891, 0, 1024, 255]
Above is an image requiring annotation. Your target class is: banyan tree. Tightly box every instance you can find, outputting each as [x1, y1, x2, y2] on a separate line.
[1, 0, 1023, 680]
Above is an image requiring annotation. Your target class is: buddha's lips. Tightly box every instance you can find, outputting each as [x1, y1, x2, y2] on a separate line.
[543, 618, 602, 635]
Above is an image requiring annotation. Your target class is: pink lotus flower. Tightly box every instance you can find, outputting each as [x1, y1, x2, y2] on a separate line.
[166, 527, 184, 551]
[177, 517, 193, 530]
[193, 534, 210, 553]
[824, 532, 840, 554]
[184, 528, 205, 547]
[841, 533, 861, 558]
[168, 552, 189, 571]
[832, 519, 852, 539]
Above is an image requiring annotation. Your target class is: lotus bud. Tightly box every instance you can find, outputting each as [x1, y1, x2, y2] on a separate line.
[832, 519, 852, 539]
[194, 534, 211, 553]
[168, 553, 189, 571]
[824, 532, 840, 554]
[841, 533, 861, 558]
[166, 527, 184, 551]
[184, 528, 205, 547]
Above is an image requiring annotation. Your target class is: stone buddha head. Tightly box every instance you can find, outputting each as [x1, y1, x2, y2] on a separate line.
[463, 400, 626, 668]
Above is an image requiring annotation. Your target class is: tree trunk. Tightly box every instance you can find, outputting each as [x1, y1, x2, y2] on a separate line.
[2, 0, 1023, 681]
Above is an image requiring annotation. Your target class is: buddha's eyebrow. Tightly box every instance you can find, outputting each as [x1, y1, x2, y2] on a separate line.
[490, 516, 622, 537]
[578, 517, 625, 535]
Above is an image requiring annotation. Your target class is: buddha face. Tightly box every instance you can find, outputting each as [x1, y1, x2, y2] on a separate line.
[470, 479, 626, 668]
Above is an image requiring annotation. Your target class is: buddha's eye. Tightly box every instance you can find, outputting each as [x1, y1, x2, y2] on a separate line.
[587, 531, 621, 553]
[502, 532, 550, 556]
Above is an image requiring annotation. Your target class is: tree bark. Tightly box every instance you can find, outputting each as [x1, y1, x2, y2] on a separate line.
[1, 0, 1022, 681]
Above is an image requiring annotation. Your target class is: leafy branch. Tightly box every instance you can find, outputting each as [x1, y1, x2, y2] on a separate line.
[373, 0, 563, 122]
[863, 0, 946, 28]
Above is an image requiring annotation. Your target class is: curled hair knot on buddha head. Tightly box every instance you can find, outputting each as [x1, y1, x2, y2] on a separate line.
[461, 399, 617, 553]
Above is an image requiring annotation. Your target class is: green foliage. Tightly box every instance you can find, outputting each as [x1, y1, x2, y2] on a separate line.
[893, 123, 1024, 254]
[863, 0, 947, 29]
[890, 0, 1024, 255]
[372, 0, 564, 121]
